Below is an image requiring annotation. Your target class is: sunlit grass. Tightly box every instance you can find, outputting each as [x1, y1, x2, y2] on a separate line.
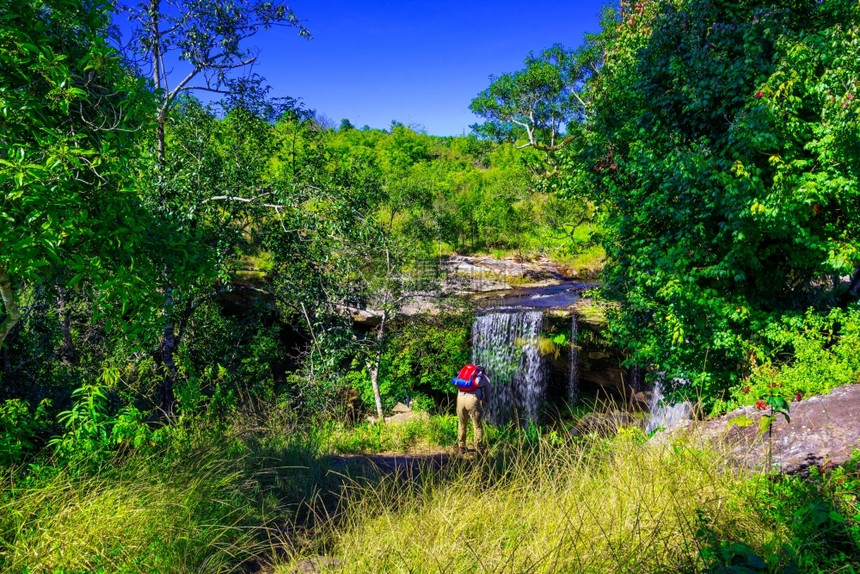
[0, 447, 271, 573]
[277, 432, 780, 573]
[5, 410, 856, 573]
[313, 415, 461, 455]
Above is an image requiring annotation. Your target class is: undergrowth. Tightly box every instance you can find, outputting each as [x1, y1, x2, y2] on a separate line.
[278, 429, 860, 574]
[2, 406, 858, 573]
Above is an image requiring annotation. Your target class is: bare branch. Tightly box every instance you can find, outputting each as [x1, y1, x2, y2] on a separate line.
[202, 194, 288, 209]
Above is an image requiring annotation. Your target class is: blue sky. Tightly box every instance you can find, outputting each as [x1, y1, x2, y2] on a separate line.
[244, 1, 613, 135]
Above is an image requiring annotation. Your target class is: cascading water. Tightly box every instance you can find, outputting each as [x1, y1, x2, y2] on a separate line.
[472, 310, 546, 424]
[568, 314, 579, 406]
[645, 379, 693, 433]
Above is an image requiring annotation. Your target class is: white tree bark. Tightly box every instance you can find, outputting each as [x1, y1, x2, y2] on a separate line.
[368, 309, 387, 420]
[0, 266, 22, 348]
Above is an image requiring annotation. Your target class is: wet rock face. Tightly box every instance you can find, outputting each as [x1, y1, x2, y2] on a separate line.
[686, 384, 860, 474]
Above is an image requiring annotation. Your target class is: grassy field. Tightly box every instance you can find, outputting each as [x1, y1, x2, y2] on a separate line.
[1, 413, 858, 573]
[277, 432, 784, 573]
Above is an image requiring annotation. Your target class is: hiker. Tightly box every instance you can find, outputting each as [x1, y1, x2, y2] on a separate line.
[455, 365, 490, 455]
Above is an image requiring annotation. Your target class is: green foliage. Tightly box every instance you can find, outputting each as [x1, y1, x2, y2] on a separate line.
[0, 399, 50, 466]
[470, 44, 591, 150]
[697, 510, 769, 573]
[574, 0, 860, 400]
[110, 406, 154, 451]
[325, 123, 592, 258]
[346, 314, 471, 411]
[322, 419, 440, 454]
[49, 384, 114, 462]
[717, 306, 860, 414]
[699, 453, 860, 573]
[0, 0, 157, 346]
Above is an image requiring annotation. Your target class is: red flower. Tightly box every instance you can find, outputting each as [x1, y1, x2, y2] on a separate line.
[742, 386, 750, 394]
[755, 400, 768, 411]
[754, 90, 764, 98]
[795, 393, 803, 402]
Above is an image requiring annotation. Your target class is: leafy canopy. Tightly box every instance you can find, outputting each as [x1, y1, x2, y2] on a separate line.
[576, 0, 860, 399]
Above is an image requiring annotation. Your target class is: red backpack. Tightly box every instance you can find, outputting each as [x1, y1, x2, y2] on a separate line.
[451, 364, 481, 392]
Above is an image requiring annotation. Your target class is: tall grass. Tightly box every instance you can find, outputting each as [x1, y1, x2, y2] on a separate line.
[0, 447, 269, 573]
[4, 410, 856, 573]
[279, 433, 780, 573]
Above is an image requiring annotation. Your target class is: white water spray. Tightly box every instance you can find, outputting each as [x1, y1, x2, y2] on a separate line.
[645, 379, 693, 433]
[472, 310, 546, 424]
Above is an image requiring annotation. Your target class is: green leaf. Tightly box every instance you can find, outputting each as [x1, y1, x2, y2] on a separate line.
[829, 511, 846, 524]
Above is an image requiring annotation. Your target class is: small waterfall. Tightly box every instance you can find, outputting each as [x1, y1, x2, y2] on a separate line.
[568, 314, 579, 406]
[645, 379, 693, 433]
[472, 310, 546, 424]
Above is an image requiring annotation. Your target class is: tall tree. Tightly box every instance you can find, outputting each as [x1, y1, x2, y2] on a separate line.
[470, 44, 596, 153]
[470, 43, 602, 254]
[115, 0, 309, 412]
[0, 0, 154, 353]
[580, 0, 860, 397]
[119, 0, 309, 165]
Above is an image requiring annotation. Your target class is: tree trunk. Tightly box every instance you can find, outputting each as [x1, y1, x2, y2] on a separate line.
[2, 346, 11, 394]
[158, 283, 178, 416]
[149, 0, 166, 166]
[0, 266, 21, 348]
[368, 310, 387, 420]
[156, 110, 166, 166]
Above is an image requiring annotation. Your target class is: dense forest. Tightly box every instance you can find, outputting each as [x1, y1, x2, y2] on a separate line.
[1, 0, 859, 572]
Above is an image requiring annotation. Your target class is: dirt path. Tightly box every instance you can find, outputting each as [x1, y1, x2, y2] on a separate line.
[324, 451, 453, 476]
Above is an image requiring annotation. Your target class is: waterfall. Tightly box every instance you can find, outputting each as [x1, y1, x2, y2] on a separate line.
[645, 379, 693, 433]
[568, 314, 579, 406]
[472, 310, 546, 424]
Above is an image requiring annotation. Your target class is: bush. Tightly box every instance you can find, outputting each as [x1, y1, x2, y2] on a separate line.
[699, 450, 860, 572]
[349, 314, 472, 412]
[0, 399, 50, 466]
[716, 306, 860, 414]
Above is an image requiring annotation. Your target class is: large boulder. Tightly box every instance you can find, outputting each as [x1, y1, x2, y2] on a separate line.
[681, 384, 860, 474]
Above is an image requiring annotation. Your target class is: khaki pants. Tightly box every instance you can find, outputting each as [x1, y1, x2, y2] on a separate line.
[457, 391, 484, 451]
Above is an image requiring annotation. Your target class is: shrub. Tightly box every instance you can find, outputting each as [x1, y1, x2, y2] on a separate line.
[717, 306, 860, 414]
[0, 399, 50, 466]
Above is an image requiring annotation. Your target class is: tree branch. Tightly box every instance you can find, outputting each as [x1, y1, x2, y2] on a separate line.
[202, 194, 288, 209]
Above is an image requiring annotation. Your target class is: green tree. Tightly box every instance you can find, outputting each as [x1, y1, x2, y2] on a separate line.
[579, 0, 860, 399]
[0, 0, 154, 351]
[119, 0, 309, 165]
[116, 0, 309, 412]
[471, 43, 602, 256]
[470, 44, 593, 152]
